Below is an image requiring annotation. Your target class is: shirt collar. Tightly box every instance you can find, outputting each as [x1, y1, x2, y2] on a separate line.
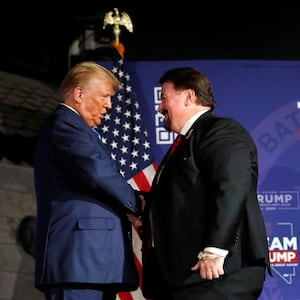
[181, 110, 209, 135]
[60, 103, 80, 115]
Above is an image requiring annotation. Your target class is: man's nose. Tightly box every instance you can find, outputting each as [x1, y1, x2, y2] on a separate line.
[157, 102, 163, 113]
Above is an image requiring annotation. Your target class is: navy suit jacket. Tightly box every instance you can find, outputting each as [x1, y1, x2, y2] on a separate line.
[144, 111, 271, 287]
[34, 104, 141, 291]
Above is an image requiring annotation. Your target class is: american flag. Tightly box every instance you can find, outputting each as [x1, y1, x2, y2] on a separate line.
[99, 45, 157, 300]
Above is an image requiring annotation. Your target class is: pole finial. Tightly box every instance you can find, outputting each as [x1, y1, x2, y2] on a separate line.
[103, 8, 133, 45]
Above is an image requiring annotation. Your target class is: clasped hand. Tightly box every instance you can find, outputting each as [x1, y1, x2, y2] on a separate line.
[127, 193, 145, 229]
[127, 213, 142, 229]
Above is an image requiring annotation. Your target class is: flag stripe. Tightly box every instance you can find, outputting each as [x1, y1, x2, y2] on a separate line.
[132, 228, 143, 264]
[117, 292, 134, 300]
[134, 252, 143, 286]
[128, 163, 157, 191]
[132, 171, 151, 191]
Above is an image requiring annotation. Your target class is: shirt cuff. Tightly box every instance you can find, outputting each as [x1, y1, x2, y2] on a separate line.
[204, 247, 229, 257]
[197, 247, 229, 260]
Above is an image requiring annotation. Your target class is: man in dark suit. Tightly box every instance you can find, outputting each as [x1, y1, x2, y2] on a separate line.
[34, 61, 142, 300]
[140, 67, 271, 300]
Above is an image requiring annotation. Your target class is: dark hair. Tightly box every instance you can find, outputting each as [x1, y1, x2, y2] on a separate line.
[159, 67, 216, 110]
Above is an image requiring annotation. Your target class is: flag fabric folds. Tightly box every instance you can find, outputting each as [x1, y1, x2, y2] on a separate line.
[98, 44, 157, 300]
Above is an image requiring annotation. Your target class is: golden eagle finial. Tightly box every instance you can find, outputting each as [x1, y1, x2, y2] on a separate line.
[103, 8, 133, 45]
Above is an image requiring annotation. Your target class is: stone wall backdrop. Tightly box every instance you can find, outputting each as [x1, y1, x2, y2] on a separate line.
[0, 71, 60, 300]
[0, 160, 43, 300]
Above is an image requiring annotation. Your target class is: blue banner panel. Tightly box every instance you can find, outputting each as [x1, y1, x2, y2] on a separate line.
[98, 59, 300, 300]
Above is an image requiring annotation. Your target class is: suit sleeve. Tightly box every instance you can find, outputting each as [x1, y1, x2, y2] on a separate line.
[50, 119, 141, 215]
[199, 118, 256, 251]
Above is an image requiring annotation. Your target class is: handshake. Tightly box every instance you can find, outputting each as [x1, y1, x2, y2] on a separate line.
[127, 190, 147, 229]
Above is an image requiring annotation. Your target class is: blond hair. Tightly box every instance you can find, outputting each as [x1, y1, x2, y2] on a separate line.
[59, 61, 120, 99]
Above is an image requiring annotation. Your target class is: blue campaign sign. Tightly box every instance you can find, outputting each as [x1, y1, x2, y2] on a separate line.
[98, 59, 300, 300]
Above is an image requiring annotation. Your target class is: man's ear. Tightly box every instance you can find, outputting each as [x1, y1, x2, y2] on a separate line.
[73, 86, 82, 103]
[184, 89, 196, 105]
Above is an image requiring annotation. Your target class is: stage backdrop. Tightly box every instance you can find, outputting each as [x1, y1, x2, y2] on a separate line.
[98, 59, 300, 300]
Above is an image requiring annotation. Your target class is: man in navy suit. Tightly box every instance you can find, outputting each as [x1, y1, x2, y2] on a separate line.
[34, 61, 142, 300]
[140, 67, 271, 300]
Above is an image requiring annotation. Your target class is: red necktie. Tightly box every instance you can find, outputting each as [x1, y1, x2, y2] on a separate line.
[167, 134, 183, 159]
[142, 135, 184, 269]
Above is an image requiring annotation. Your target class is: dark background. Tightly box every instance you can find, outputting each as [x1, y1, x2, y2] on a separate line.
[0, 3, 299, 85]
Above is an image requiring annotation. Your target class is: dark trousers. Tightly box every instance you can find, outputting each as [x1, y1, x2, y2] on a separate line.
[142, 248, 266, 300]
[171, 266, 266, 300]
[44, 286, 116, 300]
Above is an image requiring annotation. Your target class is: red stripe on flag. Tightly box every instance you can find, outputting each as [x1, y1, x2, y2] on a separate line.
[133, 251, 143, 288]
[128, 163, 158, 192]
[117, 291, 134, 300]
[132, 170, 152, 191]
[117, 253, 144, 300]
